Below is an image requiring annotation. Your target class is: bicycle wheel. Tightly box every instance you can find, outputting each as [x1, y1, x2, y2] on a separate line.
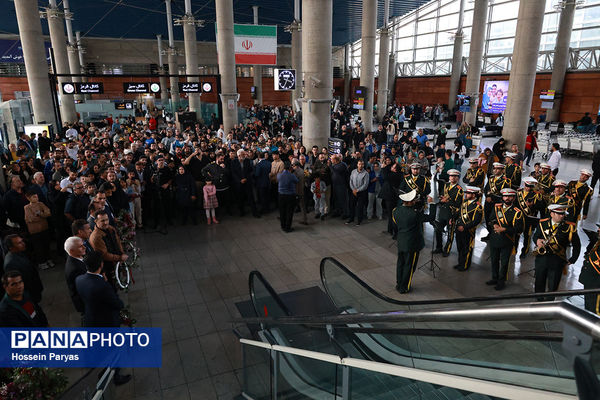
[123, 241, 139, 266]
[115, 261, 130, 290]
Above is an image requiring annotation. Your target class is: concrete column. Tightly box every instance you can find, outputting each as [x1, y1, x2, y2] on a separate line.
[546, 1, 576, 122]
[165, 0, 179, 111]
[215, 0, 238, 132]
[359, 0, 377, 132]
[75, 31, 90, 101]
[182, 0, 201, 120]
[376, 0, 391, 122]
[252, 6, 263, 105]
[157, 35, 170, 105]
[503, 0, 546, 149]
[464, 0, 488, 126]
[447, 0, 465, 112]
[63, 0, 82, 102]
[15, 0, 57, 128]
[290, 0, 302, 105]
[302, 0, 332, 150]
[387, 52, 396, 105]
[343, 44, 350, 103]
[47, 0, 77, 124]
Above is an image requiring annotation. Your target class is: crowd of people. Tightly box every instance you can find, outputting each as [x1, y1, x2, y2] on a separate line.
[0, 101, 599, 344]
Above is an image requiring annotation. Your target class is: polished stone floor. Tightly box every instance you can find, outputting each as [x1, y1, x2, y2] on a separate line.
[39, 145, 600, 399]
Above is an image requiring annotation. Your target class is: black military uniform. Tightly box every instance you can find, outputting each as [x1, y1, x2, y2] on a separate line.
[568, 179, 593, 221]
[533, 212, 580, 301]
[434, 180, 463, 255]
[542, 192, 576, 221]
[393, 193, 432, 293]
[462, 164, 485, 189]
[517, 185, 542, 258]
[399, 172, 431, 211]
[484, 173, 511, 230]
[487, 193, 524, 290]
[579, 231, 600, 314]
[505, 162, 522, 190]
[454, 191, 483, 271]
[536, 171, 555, 195]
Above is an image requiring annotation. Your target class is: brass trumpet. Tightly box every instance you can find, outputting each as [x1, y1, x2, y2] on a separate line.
[533, 240, 548, 256]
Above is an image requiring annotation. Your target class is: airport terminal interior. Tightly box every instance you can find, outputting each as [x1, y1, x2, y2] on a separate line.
[1, 0, 600, 399]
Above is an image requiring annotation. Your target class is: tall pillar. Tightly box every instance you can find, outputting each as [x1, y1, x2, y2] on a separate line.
[290, 0, 302, 105]
[447, 0, 465, 111]
[157, 35, 170, 106]
[75, 31, 90, 101]
[182, 0, 201, 120]
[302, 0, 333, 150]
[546, 1, 576, 122]
[343, 44, 351, 103]
[464, 0, 489, 126]
[63, 0, 82, 102]
[215, 0, 238, 132]
[46, 0, 77, 124]
[252, 6, 263, 105]
[503, 0, 546, 149]
[387, 53, 396, 105]
[165, 0, 179, 112]
[376, 0, 391, 122]
[359, 0, 377, 132]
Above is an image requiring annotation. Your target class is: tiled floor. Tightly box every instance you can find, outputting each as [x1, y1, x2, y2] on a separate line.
[39, 145, 600, 399]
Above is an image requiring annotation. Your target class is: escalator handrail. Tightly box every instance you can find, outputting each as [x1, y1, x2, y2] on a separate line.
[320, 256, 600, 307]
[249, 270, 293, 318]
[233, 300, 600, 340]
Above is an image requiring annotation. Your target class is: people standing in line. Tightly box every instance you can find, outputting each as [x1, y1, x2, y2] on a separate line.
[533, 204, 580, 301]
[486, 188, 524, 291]
[277, 162, 299, 233]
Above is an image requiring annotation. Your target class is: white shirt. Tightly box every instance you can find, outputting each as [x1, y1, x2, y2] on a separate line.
[60, 177, 80, 193]
[548, 150, 561, 171]
[66, 145, 79, 161]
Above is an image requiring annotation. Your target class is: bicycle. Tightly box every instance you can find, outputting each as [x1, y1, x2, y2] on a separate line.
[115, 240, 140, 290]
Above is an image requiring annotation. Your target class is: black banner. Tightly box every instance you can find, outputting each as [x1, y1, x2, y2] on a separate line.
[123, 82, 149, 93]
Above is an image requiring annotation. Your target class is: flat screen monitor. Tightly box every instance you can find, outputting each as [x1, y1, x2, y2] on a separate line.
[481, 80, 508, 114]
[540, 89, 555, 100]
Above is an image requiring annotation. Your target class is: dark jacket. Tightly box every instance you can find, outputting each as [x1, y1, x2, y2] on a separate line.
[0, 293, 48, 327]
[330, 162, 349, 188]
[65, 193, 91, 221]
[174, 172, 197, 207]
[3, 189, 28, 228]
[230, 158, 255, 189]
[65, 255, 87, 313]
[254, 159, 272, 189]
[3, 252, 43, 304]
[76, 273, 124, 327]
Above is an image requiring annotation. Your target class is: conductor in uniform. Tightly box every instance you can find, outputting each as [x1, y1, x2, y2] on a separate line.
[487, 188, 524, 291]
[533, 204, 580, 301]
[454, 186, 483, 271]
[579, 224, 600, 314]
[433, 169, 462, 256]
[393, 190, 432, 294]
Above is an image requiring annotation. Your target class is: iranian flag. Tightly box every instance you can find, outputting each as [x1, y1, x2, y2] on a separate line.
[233, 24, 277, 65]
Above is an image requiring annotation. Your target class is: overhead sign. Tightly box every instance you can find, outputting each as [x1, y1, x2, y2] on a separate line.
[0, 39, 51, 63]
[202, 82, 213, 93]
[178, 82, 200, 93]
[77, 82, 104, 94]
[149, 83, 161, 93]
[328, 138, 344, 155]
[540, 89, 556, 100]
[353, 86, 367, 110]
[274, 69, 296, 91]
[123, 82, 149, 93]
[61, 83, 76, 95]
[230, 24, 277, 65]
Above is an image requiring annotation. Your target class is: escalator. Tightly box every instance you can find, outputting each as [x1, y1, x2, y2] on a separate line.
[241, 258, 600, 399]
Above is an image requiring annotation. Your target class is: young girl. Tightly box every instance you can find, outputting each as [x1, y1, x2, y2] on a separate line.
[203, 179, 219, 225]
[24, 190, 53, 269]
[125, 172, 142, 228]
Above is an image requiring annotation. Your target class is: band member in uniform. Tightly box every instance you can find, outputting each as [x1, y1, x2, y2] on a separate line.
[463, 158, 485, 190]
[486, 188, 524, 291]
[433, 169, 463, 256]
[533, 204, 580, 301]
[504, 152, 522, 189]
[518, 177, 542, 259]
[393, 190, 432, 294]
[530, 163, 542, 181]
[399, 163, 431, 211]
[543, 180, 576, 221]
[536, 163, 555, 195]
[454, 186, 483, 271]
[482, 163, 512, 241]
[579, 224, 600, 314]
[568, 169, 593, 222]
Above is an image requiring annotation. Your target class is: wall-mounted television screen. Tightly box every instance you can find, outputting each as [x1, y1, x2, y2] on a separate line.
[481, 80, 509, 114]
[540, 89, 555, 100]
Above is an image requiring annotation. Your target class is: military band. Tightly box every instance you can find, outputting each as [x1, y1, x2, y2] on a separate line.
[568, 169, 593, 221]
[504, 152, 522, 189]
[463, 158, 486, 189]
[454, 186, 483, 271]
[482, 163, 512, 241]
[536, 163, 555, 195]
[433, 169, 463, 256]
[532, 204, 580, 301]
[518, 177, 542, 259]
[400, 163, 431, 211]
[543, 180, 576, 221]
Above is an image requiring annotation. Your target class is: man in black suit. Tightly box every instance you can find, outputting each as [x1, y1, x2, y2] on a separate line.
[75, 251, 131, 385]
[0, 270, 48, 327]
[230, 149, 259, 217]
[64, 236, 87, 314]
[3, 235, 43, 304]
[72, 219, 93, 253]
